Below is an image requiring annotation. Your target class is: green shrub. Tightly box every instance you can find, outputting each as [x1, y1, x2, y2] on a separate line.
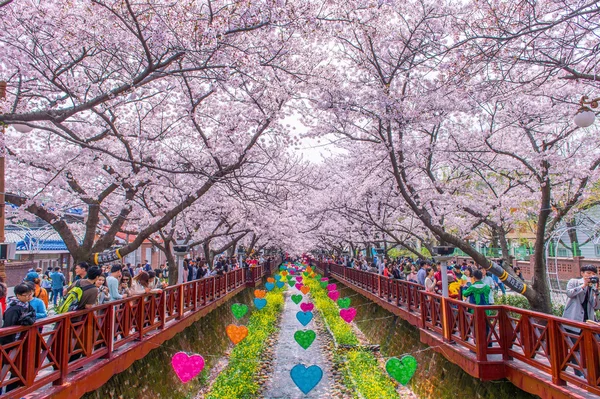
[494, 293, 566, 317]
[206, 287, 284, 399]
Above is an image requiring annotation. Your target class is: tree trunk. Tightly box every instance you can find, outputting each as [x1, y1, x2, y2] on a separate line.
[164, 240, 178, 286]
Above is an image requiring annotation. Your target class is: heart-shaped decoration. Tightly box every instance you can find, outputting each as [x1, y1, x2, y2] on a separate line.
[321, 277, 329, 282]
[281, 270, 288, 277]
[328, 290, 340, 302]
[327, 283, 337, 291]
[340, 307, 357, 323]
[274, 274, 282, 281]
[276, 281, 285, 289]
[320, 281, 328, 289]
[288, 280, 296, 287]
[291, 294, 303, 304]
[296, 311, 313, 326]
[300, 302, 314, 312]
[226, 324, 248, 345]
[300, 285, 310, 295]
[231, 303, 248, 320]
[254, 289, 266, 299]
[309, 272, 316, 278]
[265, 282, 275, 291]
[289, 270, 295, 275]
[280, 265, 287, 271]
[287, 275, 295, 282]
[254, 297, 267, 310]
[267, 277, 275, 283]
[294, 330, 316, 350]
[290, 364, 323, 394]
[337, 297, 351, 309]
[385, 356, 418, 385]
[171, 352, 205, 383]
[303, 272, 309, 277]
[295, 276, 303, 283]
[295, 283, 303, 290]
[315, 274, 322, 280]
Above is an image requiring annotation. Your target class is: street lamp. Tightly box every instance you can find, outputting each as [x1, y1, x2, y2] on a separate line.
[574, 96, 599, 128]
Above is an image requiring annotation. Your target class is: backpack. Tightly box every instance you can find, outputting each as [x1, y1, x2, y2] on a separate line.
[55, 281, 95, 313]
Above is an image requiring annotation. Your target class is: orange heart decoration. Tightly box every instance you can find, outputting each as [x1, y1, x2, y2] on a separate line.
[309, 272, 316, 278]
[306, 266, 313, 273]
[267, 277, 275, 283]
[254, 289, 267, 298]
[300, 286, 310, 295]
[226, 324, 248, 345]
[281, 271, 288, 277]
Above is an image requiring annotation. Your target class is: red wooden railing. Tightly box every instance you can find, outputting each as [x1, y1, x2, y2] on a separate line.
[0, 261, 275, 398]
[317, 262, 600, 398]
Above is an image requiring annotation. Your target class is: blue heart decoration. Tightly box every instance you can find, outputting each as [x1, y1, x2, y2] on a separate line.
[265, 282, 275, 291]
[276, 281, 285, 289]
[290, 364, 323, 394]
[274, 274, 282, 281]
[296, 311, 313, 326]
[253, 298, 267, 310]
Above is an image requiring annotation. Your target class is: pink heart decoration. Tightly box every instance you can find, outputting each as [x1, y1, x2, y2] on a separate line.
[171, 352, 205, 383]
[300, 302, 314, 312]
[340, 308, 357, 323]
[327, 283, 337, 291]
[321, 277, 329, 282]
[295, 283, 303, 290]
[328, 290, 340, 301]
[296, 276, 303, 283]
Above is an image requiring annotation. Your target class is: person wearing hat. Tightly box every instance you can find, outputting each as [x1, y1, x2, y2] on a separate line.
[24, 272, 49, 309]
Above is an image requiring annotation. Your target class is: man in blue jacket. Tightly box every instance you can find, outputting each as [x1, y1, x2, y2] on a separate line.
[50, 267, 66, 307]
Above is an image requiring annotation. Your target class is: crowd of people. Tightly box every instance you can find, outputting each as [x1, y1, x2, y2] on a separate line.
[337, 256, 521, 304]
[181, 255, 262, 282]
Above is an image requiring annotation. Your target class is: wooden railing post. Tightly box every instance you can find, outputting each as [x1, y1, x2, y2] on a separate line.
[102, 305, 116, 358]
[136, 298, 145, 339]
[177, 285, 185, 320]
[159, 292, 167, 329]
[419, 291, 427, 329]
[583, 327, 599, 387]
[498, 307, 512, 361]
[474, 307, 488, 361]
[24, 326, 37, 387]
[57, 317, 71, 384]
[547, 319, 566, 386]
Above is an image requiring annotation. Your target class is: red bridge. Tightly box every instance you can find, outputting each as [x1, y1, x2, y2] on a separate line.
[315, 262, 600, 399]
[0, 262, 276, 399]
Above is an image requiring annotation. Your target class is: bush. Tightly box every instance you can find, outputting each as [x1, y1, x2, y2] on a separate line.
[206, 287, 284, 399]
[494, 293, 566, 317]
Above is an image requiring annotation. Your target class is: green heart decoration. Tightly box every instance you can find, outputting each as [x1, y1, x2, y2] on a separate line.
[337, 297, 351, 309]
[320, 281, 328, 289]
[231, 303, 248, 320]
[287, 276, 295, 282]
[294, 329, 316, 350]
[315, 274, 322, 280]
[291, 294, 303, 304]
[385, 355, 418, 385]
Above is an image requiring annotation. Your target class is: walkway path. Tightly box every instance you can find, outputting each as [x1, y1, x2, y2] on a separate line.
[263, 289, 333, 398]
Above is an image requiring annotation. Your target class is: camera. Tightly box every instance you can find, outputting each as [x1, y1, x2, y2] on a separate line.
[590, 276, 599, 284]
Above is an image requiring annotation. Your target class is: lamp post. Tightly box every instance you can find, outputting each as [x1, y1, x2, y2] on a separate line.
[574, 96, 599, 128]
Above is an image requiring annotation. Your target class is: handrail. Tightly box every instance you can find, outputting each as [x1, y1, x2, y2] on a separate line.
[0, 259, 278, 398]
[317, 261, 600, 397]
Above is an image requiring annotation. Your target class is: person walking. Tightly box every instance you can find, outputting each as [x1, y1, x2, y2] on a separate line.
[50, 267, 66, 307]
